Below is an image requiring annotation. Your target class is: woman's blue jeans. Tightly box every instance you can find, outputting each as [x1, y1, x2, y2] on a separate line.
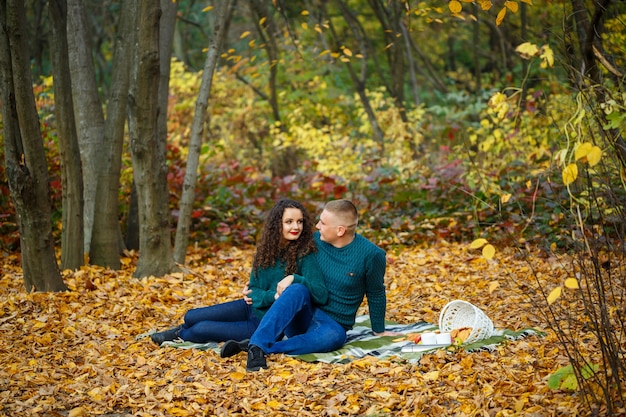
[179, 299, 261, 343]
[249, 284, 347, 355]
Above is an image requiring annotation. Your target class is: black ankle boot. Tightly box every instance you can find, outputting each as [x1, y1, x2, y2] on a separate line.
[220, 339, 249, 358]
[150, 325, 182, 345]
[246, 345, 267, 372]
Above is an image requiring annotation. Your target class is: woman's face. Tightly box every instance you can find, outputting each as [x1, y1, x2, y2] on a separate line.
[281, 208, 304, 242]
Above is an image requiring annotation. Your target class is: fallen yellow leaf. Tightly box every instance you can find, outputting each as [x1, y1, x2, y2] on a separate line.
[482, 244, 496, 260]
[470, 238, 488, 249]
[423, 370, 440, 381]
[547, 286, 562, 304]
[68, 407, 86, 417]
[230, 371, 246, 380]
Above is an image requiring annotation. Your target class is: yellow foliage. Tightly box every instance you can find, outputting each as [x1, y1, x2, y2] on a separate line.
[586, 146, 602, 166]
[574, 142, 593, 161]
[516, 42, 539, 59]
[487, 92, 510, 120]
[478, 0, 493, 10]
[540, 45, 555, 68]
[496, 7, 507, 25]
[449, 0, 462, 13]
[575, 142, 603, 167]
[505, 1, 519, 12]
[562, 163, 578, 186]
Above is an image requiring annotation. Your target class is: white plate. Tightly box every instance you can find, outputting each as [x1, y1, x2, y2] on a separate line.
[401, 343, 451, 353]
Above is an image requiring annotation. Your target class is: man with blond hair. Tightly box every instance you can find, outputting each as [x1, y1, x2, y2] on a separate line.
[221, 199, 398, 371]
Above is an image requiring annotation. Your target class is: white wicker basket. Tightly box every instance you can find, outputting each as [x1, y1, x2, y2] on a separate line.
[438, 300, 494, 344]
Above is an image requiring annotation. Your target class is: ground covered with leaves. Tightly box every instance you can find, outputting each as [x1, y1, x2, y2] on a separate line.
[0, 242, 601, 416]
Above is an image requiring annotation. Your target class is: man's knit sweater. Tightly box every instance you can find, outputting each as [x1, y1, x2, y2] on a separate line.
[314, 232, 387, 333]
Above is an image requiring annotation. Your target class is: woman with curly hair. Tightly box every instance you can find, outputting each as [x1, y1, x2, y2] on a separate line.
[150, 199, 328, 346]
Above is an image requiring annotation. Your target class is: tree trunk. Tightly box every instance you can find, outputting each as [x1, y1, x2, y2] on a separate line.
[569, 0, 626, 167]
[89, 0, 135, 269]
[66, 0, 105, 256]
[366, 0, 421, 157]
[247, 0, 297, 176]
[125, 181, 140, 251]
[0, 0, 66, 292]
[472, 3, 481, 92]
[49, 0, 85, 271]
[128, 0, 176, 278]
[324, 1, 385, 152]
[157, 0, 177, 170]
[173, 0, 235, 263]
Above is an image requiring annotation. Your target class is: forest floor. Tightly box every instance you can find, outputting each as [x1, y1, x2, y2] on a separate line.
[0, 242, 611, 416]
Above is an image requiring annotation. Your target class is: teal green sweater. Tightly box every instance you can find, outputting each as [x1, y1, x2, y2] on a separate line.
[248, 252, 328, 319]
[314, 232, 388, 333]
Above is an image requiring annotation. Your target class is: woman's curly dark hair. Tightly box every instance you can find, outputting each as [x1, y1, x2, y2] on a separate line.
[252, 199, 317, 276]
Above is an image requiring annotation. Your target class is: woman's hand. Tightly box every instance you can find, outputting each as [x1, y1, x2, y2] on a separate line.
[242, 284, 253, 305]
[275, 275, 295, 297]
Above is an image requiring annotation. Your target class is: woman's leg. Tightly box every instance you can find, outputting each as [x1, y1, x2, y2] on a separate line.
[184, 299, 252, 326]
[179, 299, 261, 343]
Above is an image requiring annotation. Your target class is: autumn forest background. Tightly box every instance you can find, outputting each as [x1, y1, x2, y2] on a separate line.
[0, 0, 625, 416]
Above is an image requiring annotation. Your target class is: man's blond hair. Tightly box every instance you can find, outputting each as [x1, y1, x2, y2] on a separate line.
[324, 199, 358, 233]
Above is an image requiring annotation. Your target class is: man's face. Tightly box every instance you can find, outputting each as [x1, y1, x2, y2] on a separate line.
[316, 209, 339, 243]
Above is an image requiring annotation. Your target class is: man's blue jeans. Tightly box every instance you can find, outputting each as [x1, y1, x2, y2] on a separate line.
[249, 284, 347, 355]
[180, 299, 261, 343]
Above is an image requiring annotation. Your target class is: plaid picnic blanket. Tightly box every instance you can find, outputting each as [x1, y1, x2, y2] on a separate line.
[153, 315, 543, 364]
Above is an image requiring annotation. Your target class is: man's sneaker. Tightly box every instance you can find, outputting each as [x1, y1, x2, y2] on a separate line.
[246, 345, 267, 372]
[220, 339, 249, 358]
[150, 325, 182, 345]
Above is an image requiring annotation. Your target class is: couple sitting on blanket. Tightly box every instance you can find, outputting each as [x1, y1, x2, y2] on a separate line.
[150, 198, 400, 371]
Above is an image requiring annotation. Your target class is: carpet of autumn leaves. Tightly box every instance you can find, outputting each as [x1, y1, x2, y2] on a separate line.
[0, 242, 601, 417]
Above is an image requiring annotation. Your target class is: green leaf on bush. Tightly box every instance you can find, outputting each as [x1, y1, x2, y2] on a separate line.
[603, 111, 625, 130]
[548, 364, 599, 391]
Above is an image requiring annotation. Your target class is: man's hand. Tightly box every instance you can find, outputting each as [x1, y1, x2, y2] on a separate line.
[373, 330, 403, 337]
[242, 284, 252, 305]
[275, 275, 295, 296]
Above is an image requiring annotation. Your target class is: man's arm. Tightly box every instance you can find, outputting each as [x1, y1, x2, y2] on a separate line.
[365, 247, 388, 333]
[290, 254, 329, 305]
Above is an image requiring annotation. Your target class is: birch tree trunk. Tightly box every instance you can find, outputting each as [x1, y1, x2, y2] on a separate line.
[128, 0, 176, 278]
[173, 0, 235, 263]
[0, 0, 66, 291]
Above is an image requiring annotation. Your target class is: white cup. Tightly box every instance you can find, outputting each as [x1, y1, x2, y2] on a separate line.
[421, 332, 437, 345]
[436, 332, 452, 345]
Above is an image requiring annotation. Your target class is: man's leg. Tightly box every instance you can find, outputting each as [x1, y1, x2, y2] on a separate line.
[248, 283, 314, 354]
[265, 308, 346, 355]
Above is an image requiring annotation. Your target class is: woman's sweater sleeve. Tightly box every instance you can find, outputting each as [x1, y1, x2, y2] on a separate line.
[248, 269, 277, 310]
[292, 253, 329, 306]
